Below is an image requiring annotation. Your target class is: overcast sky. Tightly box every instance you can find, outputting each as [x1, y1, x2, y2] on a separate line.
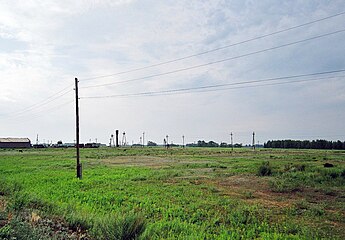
[1, 0, 345, 145]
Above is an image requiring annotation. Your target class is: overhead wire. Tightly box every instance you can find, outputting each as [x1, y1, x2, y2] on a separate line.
[4, 88, 74, 119]
[3, 11, 345, 120]
[80, 70, 345, 99]
[80, 11, 345, 82]
[3, 83, 74, 119]
[80, 29, 345, 89]
[6, 99, 75, 124]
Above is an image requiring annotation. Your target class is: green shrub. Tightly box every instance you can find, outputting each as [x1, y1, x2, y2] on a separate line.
[295, 164, 306, 172]
[91, 213, 146, 240]
[65, 212, 93, 231]
[283, 163, 306, 172]
[8, 193, 29, 212]
[269, 177, 301, 193]
[341, 169, 345, 179]
[257, 161, 272, 176]
[329, 171, 339, 179]
[0, 217, 43, 240]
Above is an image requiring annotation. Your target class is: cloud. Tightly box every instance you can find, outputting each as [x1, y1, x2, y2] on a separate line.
[1, 0, 345, 144]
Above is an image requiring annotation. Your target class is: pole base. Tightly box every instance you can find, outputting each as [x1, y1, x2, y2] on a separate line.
[77, 163, 82, 179]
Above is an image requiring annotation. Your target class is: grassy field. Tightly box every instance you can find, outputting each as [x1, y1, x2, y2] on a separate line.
[0, 147, 344, 239]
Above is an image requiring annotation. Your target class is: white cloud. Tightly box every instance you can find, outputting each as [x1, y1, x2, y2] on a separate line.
[0, 0, 345, 144]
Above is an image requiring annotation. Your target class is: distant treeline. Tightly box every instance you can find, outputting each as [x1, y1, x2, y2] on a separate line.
[264, 139, 345, 150]
[186, 140, 242, 148]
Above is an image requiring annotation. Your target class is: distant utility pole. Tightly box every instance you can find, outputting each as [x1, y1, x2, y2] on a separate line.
[115, 130, 119, 147]
[230, 132, 233, 151]
[142, 132, 145, 147]
[252, 131, 255, 150]
[182, 135, 185, 148]
[166, 135, 169, 148]
[122, 132, 126, 146]
[110, 134, 115, 147]
[75, 77, 82, 179]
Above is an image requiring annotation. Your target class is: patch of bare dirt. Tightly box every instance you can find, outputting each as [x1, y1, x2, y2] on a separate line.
[208, 175, 345, 212]
[207, 175, 301, 208]
[89, 156, 210, 168]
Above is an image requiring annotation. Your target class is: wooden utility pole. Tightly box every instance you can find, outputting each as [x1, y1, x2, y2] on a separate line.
[252, 131, 255, 150]
[115, 130, 119, 147]
[75, 78, 82, 179]
[142, 132, 145, 147]
[182, 135, 185, 148]
[230, 132, 233, 151]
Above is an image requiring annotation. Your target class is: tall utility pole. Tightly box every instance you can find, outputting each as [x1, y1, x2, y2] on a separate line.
[115, 130, 119, 147]
[182, 135, 185, 148]
[230, 132, 233, 151]
[166, 135, 169, 148]
[142, 132, 145, 147]
[122, 132, 126, 146]
[75, 78, 82, 179]
[252, 131, 255, 150]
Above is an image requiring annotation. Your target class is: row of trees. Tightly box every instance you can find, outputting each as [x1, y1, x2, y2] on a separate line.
[264, 139, 345, 150]
[186, 140, 242, 148]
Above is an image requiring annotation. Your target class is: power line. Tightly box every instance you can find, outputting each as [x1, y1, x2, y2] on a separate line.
[3, 88, 74, 119]
[2, 84, 73, 116]
[6, 100, 74, 124]
[3, 11, 345, 121]
[80, 11, 345, 82]
[80, 70, 345, 99]
[80, 29, 345, 89]
[191, 75, 345, 95]
[82, 76, 344, 98]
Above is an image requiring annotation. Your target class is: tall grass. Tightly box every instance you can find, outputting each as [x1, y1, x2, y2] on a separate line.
[91, 213, 146, 240]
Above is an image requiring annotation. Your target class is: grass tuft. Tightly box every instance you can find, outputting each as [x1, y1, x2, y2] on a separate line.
[257, 161, 272, 176]
[91, 213, 146, 240]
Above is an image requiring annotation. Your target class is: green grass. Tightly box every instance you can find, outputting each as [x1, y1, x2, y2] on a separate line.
[0, 147, 344, 239]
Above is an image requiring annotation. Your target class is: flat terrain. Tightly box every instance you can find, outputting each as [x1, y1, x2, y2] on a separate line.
[0, 147, 344, 239]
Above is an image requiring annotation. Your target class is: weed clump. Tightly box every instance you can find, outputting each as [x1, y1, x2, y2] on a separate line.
[283, 163, 306, 172]
[329, 171, 339, 179]
[269, 178, 301, 193]
[340, 169, 345, 179]
[257, 161, 272, 176]
[91, 213, 146, 240]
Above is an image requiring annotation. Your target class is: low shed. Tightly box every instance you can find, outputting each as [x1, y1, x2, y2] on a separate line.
[0, 138, 31, 148]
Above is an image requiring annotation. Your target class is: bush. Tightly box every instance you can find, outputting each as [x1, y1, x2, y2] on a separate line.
[91, 213, 146, 240]
[340, 169, 345, 179]
[8, 193, 29, 212]
[65, 212, 92, 232]
[283, 164, 306, 172]
[329, 172, 339, 179]
[295, 164, 306, 172]
[269, 177, 301, 193]
[0, 217, 43, 240]
[257, 162, 272, 176]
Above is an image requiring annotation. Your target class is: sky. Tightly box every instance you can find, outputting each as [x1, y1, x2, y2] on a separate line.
[0, 0, 345, 146]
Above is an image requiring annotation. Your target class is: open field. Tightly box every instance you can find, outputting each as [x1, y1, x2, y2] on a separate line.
[0, 147, 344, 239]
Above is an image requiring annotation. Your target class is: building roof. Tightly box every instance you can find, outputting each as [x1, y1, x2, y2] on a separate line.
[0, 138, 31, 143]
